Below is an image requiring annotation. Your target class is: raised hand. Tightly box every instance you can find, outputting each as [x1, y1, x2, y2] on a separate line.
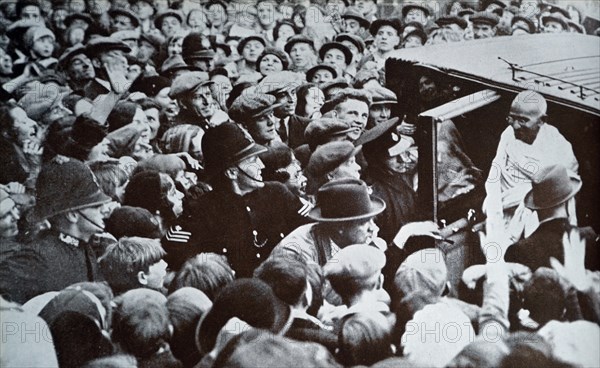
[393, 221, 441, 249]
[550, 230, 591, 291]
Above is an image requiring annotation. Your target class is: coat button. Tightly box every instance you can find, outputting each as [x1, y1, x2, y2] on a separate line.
[256, 253, 261, 258]
[223, 248, 227, 253]
[246, 206, 251, 212]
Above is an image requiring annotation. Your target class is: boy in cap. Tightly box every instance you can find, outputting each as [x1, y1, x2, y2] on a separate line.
[324, 244, 389, 317]
[0, 159, 113, 304]
[179, 123, 308, 278]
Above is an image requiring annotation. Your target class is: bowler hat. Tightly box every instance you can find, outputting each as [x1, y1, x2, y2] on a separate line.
[319, 42, 353, 65]
[307, 141, 361, 179]
[30, 159, 112, 222]
[196, 278, 291, 354]
[524, 165, 581, 210]
[202, 123, 267, 177]
[309, 178, 386, 222]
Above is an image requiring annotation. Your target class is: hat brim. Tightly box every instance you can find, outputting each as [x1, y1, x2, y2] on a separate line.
[370, 19, 402, 36]
[28, 191, 112, 223]
[524, 177, 582, 210]
[251, 102, 285, 119]
[306, 64, 338, 82]
[355, 117, 399, 146]
[319, 43, 353, 65]
[308, 195, 386, 222]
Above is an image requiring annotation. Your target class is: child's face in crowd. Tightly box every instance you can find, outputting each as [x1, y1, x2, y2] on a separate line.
[32, 36, 55, 59]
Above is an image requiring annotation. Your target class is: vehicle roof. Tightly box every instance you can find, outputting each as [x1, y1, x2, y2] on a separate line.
[387, 34, 600, 116]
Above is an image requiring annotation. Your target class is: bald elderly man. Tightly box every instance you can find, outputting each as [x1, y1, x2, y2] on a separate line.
[483, 90, 578, 243]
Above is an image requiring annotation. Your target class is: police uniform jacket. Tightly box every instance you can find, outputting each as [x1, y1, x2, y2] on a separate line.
[167, 182, 309, 277]
[0, 230, 101, 304]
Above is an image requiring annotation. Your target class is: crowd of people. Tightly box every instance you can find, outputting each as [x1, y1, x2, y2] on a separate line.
[1, 0, 599, 367]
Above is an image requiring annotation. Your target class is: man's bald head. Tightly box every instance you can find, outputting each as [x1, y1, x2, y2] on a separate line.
[511, 90, 547, 119]
[508, 90, 547, 144]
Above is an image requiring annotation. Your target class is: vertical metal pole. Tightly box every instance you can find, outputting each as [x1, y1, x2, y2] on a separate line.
[416, 115, 438, 223]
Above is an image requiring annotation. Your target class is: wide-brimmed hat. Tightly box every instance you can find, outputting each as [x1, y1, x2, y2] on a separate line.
[29, 159, 112, 222]
[524, 165, 581, 210]
[309, 178, 386, 222]
[318, 42, 353, 66]
[196, 278, 291, 354]
[202, 123, 267, 177]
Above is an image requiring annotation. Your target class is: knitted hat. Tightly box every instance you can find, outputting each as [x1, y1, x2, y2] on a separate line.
[104, 205, 162, 239]
[123, 171, 163, 214]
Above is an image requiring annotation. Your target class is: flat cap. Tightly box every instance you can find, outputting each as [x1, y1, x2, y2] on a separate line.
[369, 18, 403, 36]
[307, 141, 361, 178]
[84, 37, 131, 58]
[324, 244, 386, 280]
[394, 248, 447, 297]
[402, 1, 432, 17]
[257, 71, 304, 94]
[305, 118, 355, 150]
[139, 32, 165, 49]
[64, 13, 94, 28]
[169, 71, 214, 98]
[341, 7, 371, 29]
[435, 15, 468, 29]
[229, 93, 283, 123]
[111, 29, 140, 41]
[284, 34, 315, 55]
[470, 11, 500, 26]
[108, 8, 140, 28]
[366, 86, 398, 105]
[154, 9, 183, 29]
